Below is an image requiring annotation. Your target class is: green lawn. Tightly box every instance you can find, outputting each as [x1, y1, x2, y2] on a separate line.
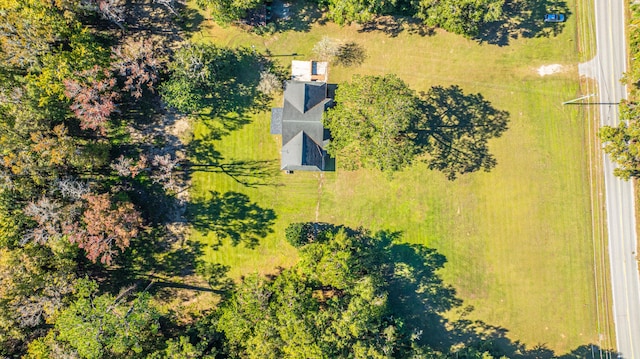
[188, 1, 611, 353]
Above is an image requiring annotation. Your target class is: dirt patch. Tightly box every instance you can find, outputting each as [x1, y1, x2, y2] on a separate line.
[537, 64, 564, 76]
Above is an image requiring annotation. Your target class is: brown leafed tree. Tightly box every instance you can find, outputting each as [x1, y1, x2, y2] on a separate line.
[110, 154, 148, 177]
[256, 71, 282, 95]
[80, 0, 127, 30]
[66, 193, 143, 265]
[55, 177, 90, 200]
[151, 153, 180, 191]
[63, 66, 119, 135]
[112, 39, 161, 98]
[23, 196, 64, 245]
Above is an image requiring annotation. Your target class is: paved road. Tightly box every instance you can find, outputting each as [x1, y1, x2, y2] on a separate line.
[592, 0, 640, 357]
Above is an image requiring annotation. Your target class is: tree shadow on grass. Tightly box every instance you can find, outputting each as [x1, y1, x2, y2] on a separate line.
[187, 190, 277, 249]
[334, 42, 368, 67]
[207, 50, 273, 119]
[187, 132, 281, 188]
[189, 158, 281, 188]
[177, 5, 205, 33]
[358, 15, 435, 38]
[475, 0, 571, 46]
[384, 240, 462, 349]
[416, 85, 509, 180]
[295, 224, 618, 358]
[386, 238, 617, 358]
[102, 227, 206, 294]
[271, 0, 324, 33]
[558, 345, 619, 359]
[387, 238, 618, 357]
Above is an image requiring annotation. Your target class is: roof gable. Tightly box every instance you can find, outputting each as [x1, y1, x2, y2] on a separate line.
[281, 131, 325, 171]
[284, 81, 328, 114]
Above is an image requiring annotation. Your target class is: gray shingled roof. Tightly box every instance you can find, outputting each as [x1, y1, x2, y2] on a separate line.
[284, 81, 329, 114]
[271, 108, 283, 134]
[281, 132, 325, 171]
[274, 80, 332, 171]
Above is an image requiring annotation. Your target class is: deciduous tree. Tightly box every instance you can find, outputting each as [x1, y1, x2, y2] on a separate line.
[66, 193, 143, 265]
[256, 70, 282, 95]
[64, 66, 119, 135]
[324, 74, 421, 172]
[29, 279, 162, 359]
[413, 0, 504, 37]
[80, 0, 127, 30]
[324, 0, 397, 25]
[0, 246, 76, 352]
[599, 101, 640, 179]
[312, 36, 340, 60]
[0, 0, 75, 70]
[112, 39, 161, 99]
[196, 0, 262, 25]
[111, 155, 148, 178]
[161, 44, 266, 116]
[161, 44, 234, 113]
[325, 75, 508, 178]
[214, 226, 452, 358]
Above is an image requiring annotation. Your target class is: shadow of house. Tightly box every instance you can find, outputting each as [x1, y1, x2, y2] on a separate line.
[271, 71, 334, 171]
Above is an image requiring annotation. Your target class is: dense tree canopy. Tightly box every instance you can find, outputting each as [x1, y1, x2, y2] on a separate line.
[216, 227, 438, 358]
[0, 0, 77, 70]
[26, 279, 162, 359]
[195, 0, 506, 38]
[0, 0, 192, 355]
[599, 101, 640, 179]
[324, 74, 420, 172]
[324, 75, 508, 178]
[601, 5, 640, 180]
[413, 0, 504, 37]
[196, 0, 262, 25]
[324, 0, 399, 25]
[320, 0, 504, 37]
[161, 44, 235, 113]
[161, 43, 271, 116]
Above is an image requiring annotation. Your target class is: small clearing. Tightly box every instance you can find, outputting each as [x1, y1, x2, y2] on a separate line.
[537, 64, 564, 76]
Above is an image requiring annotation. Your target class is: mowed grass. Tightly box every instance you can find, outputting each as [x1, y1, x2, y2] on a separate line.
[188, 1, 609, 353]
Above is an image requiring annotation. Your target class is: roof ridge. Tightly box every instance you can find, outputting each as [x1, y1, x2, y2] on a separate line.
[303, 97, 331, 113]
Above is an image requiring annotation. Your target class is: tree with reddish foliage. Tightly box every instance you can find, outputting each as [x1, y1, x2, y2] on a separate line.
[66, 193, 143, 265]
[64, 66, 119, 136]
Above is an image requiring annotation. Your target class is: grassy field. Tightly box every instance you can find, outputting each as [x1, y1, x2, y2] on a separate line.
[188, 0, 612, 353]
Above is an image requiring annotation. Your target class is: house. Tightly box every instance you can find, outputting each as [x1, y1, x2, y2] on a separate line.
[271, 79, 333, 172]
